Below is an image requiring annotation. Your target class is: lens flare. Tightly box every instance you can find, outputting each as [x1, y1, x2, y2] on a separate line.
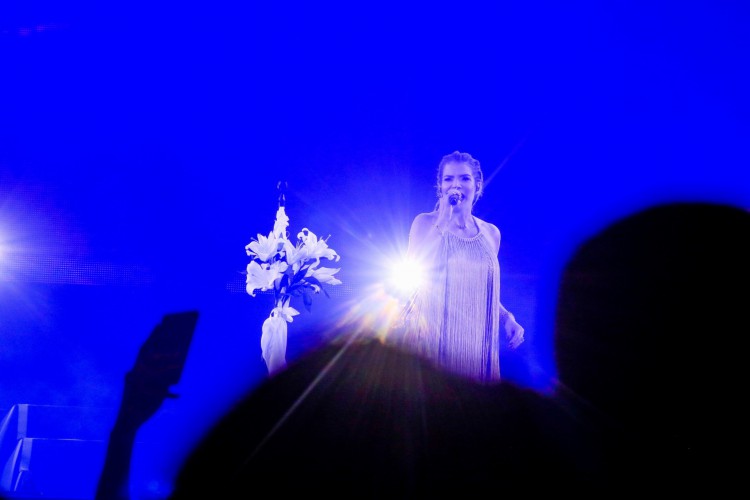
[386, 256, 424, 297]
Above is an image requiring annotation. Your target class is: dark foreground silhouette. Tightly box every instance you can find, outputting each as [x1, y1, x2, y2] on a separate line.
[552, 201, 750, 495]
[96, 311, 198, 500]
[94, 201, 750, 498]
[168, 333, 598, 498]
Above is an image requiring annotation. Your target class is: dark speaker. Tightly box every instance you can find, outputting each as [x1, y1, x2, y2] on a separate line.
[2, 437, 106, 498]
[0, 404, 114, 441]
[0, 404, 114, 499]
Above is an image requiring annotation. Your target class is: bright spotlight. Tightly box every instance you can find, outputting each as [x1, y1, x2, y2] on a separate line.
[386, 256, 424, 297]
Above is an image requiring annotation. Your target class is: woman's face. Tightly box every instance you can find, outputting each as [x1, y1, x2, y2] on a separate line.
[440, 161, 478, 205]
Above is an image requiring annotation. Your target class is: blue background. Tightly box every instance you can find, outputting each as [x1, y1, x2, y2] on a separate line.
[1, 1, 749, 497]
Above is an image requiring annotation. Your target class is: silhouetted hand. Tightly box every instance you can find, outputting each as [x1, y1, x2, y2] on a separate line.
[96, 311, 198, 500]
[114, 311, 196, 428]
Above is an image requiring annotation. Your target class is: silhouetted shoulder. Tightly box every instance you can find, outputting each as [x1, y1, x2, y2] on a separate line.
[553, 201, 750, 495]
[168, 335, 598, 498]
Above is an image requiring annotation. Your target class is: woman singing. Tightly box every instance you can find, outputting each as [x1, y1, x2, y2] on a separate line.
[399, 151, 524, 382]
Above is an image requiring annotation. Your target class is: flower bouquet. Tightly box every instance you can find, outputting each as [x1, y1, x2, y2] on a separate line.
[245, 187, 341, 375]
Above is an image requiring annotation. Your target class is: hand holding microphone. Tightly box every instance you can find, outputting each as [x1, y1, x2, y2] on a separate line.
[446, 189, 463, 225]
[448, 189, 463, 206]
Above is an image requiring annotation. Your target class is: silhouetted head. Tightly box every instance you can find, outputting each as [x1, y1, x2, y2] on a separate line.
[169, 334, 592, 498]
[553, 201, 750, 492]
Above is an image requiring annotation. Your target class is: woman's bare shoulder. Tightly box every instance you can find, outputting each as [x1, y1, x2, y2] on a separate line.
[474, 216, 501, 249]
[411, 211, 438, 228]
[408, 212, 439, 255]
[474, 216, 499, 233]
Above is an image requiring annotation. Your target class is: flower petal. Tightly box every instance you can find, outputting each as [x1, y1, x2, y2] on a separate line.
[306, 266, 342, 285]
[273, 297, 300, 322]
[273, 206, 290, 238]
[246, 232, 284, 262]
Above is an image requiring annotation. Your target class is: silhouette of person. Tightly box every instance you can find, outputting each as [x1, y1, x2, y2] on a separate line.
[97, 202, 750, 499]
[551, 201, 750, 495]
[166, 332, 598, 498]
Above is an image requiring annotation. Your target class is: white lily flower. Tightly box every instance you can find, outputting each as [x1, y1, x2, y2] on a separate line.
[245, 231, 284, 263]
[305, 265, 342, 286]
[273, 206, 290, 238]
[298, 228, 340, 262]
[268, 259, 289, 289]
[272, 297, 300, 323]
[246, 194, 342, 377]
[245, 260, 287, 296]
[283, 239, 310, 273]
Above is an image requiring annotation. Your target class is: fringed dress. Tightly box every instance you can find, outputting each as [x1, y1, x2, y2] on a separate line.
[403, 220, 501, 382]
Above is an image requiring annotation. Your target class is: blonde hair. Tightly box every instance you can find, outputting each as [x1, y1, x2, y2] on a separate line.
[434, 151, 484, 208]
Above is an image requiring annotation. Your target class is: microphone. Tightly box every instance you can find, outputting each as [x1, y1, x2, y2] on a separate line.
[448, 192, 461, 206]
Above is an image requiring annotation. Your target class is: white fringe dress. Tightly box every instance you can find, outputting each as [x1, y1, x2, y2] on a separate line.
[403, 222, 502, 382]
